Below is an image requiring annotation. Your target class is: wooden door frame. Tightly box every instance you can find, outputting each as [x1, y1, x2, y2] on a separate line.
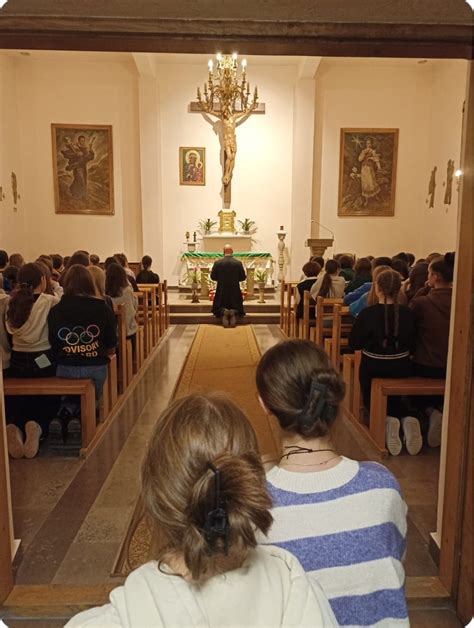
[438, 61, 473, 618]
[0, 8, 472, 613]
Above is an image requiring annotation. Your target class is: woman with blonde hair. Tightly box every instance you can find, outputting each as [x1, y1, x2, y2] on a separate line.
[66, 393, 337, 627]
[88, 265, 114, 310]
[349, 264, 391, 317]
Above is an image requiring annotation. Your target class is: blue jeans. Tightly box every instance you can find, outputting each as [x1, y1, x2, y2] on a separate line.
[56, 364, 108, 415]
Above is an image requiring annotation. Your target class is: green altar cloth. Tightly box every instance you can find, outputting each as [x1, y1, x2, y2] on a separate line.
[181, 252, 271, 259]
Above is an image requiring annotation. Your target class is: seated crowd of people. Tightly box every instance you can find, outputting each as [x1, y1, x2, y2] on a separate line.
[0, 249, 160, 458]
[0, 246, 454, 627]
[295, 250, 454, 456]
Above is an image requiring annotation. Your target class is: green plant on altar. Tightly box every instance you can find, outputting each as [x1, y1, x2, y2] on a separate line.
[183, 268, 201, 285]
[238, 218, 257, 235]
[255, 269, 267, 284]
[198, 218, 218, 235]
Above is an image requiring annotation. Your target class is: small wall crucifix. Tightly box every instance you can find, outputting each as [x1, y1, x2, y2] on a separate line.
[190, 54, 265, 206]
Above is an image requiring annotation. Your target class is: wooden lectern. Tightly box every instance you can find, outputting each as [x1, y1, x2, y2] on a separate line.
[305, 238, 334, 258]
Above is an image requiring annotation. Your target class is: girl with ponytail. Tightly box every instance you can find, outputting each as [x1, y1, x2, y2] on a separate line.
[5, 263, 60, 459]
[256, 339, 409, 627]
[67, 393, 336, 627]
[310, 259, 345, 300]
[349, 269, 419, 456]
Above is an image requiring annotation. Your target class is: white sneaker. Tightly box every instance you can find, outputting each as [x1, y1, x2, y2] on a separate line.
[401, 416, 423, 455]
[6, 424, 24, 459]
[427, 409, 443, 447]
[386, 416, 402, 456]
[24, 421, 42, 459]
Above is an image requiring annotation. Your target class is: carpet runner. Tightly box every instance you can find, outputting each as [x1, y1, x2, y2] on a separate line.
[113, 324, 280, 575]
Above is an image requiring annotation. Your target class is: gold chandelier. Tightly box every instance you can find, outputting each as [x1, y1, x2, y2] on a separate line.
[196, 53, 258, 118]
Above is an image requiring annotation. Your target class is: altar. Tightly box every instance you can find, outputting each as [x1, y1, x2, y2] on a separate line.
[180, 252, 274, 286]
[202, 233, 252, 253]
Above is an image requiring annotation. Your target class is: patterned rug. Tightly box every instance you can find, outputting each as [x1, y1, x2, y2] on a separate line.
[113, 324, 281, 576]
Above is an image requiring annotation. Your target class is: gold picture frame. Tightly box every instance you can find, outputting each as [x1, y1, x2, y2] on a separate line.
[338, 128, 399, 217]
[52, 123, 114, 215]
[179, 146, 206, 186]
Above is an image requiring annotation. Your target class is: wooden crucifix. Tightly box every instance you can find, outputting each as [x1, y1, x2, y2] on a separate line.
[190, 55, 265, 206]
[189, 101, 265, 206]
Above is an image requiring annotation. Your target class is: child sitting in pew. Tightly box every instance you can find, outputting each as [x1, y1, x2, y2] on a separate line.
[310, 259, 345, 300]
[344, 256, 393, 305]
[66, 393, 337, 627]
[295, 260, 321, 320]
[344, 257, 372, 294]
[136, 255, 160, 285]
[256, 339, 409, 627]
[48, 265, 117, 450]
[106, 263, 138, 353]
[349, 269, 421, 456]
[408, 252, 455, 447]
[5, 262, 60, 459]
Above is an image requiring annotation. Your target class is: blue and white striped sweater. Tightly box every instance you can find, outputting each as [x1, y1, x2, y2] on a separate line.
[265, 458, 409, 627]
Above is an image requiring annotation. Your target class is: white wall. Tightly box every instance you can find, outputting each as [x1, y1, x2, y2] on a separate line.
[0, 55, 26, 254]
[0, 52, 467, 281]
[155, 61, 298, 283]
[1, 53, 142, 261]
[312, 59, 467, 260]
[419, 60, 467, 255]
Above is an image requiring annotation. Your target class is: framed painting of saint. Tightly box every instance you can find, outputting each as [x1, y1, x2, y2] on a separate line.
[51, 124, 114, 215]
[338, 128, 398, 217]
[180, 147, 206, 186]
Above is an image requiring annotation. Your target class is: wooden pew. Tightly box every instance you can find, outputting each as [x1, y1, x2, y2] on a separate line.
[108, 353, 118, 409]
[330, 304, 353, 369]
[299, 290, 316, 340]
[288, 284, 299, 338]
[4, 378, 96, 451]
[369, 377, 445, 455]
[115, 304, 128, 394]
[313, 297, 344, 346]
[137, 285, 158, 345]
[163, 279, 170, 329]
[136, 291, 151, 358]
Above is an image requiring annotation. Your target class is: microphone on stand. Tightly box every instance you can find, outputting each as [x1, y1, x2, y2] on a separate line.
[310, 219, 335, 255]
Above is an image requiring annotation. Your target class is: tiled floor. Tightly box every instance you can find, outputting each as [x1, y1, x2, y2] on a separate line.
[3, 324, 455, 625]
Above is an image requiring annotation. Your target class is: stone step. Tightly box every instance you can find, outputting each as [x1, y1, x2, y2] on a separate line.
[170, 303, 279, 314]
[170, 312, 280, 325]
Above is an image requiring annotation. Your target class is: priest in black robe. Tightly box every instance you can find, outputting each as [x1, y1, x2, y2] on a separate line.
[211, 246, 246, 323]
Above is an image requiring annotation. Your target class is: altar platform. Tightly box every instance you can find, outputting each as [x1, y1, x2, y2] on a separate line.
[168, 288, 279, 325]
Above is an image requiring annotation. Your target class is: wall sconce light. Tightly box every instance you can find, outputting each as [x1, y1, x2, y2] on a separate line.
[455, 168, 462, 192]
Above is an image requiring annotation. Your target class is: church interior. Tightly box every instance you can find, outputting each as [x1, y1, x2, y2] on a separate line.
[0, 2, 472, 627]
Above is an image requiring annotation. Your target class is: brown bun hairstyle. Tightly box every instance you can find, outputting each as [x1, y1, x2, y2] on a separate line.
[141, 393, 272, 583]
[256, 339, 345, 439]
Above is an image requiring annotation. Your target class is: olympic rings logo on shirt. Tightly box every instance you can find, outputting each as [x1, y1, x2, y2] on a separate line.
[58, 324, 100, 346]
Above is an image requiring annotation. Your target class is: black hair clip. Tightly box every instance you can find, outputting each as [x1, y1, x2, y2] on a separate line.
[300, 378, 337, 425]
[203, 462, 230, 555]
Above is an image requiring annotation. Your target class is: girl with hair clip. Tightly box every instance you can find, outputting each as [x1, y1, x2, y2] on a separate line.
[66, 393, 337, 627]
[349, 270, 419, 456]
[5, 263, 60, 458]
[408, 252, 455, 448]
[310, 259, 345, 300]
[256, 340, 409, 628]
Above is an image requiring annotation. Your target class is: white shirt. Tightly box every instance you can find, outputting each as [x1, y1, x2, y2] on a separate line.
[66, 545, 338, 627]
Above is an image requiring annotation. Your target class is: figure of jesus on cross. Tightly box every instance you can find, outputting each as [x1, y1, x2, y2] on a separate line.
[192, 54, 265, 204]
